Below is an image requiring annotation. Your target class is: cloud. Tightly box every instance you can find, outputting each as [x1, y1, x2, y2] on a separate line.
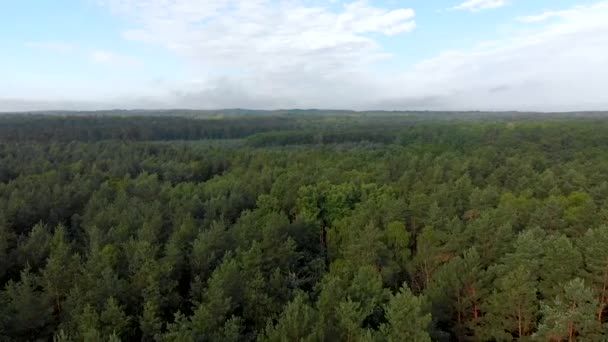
[158, 0, 608, 111]
[0, 98, 111, 112]
[24, 41, 73, 53]
[376, 1, 608, 111]
[94, 0, 416, 108]
[517, 7, 582, 23]
[90, 50, 141, 67]
[8, 0, 608, 112]
[101, 0, 415, 72]
[338, 1, 415, 35]
[450, 0, 506, 12]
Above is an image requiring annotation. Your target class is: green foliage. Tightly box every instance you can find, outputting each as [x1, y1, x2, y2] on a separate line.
[580, 227, 608, 325]
[17, 223, 52, 271]
[481, 265, 538, 340]
[0, 267, 53, 340]
[540, 235, 584, 300]
[262, 293, 317, 342]
[426, 248, 487, 340]
[315, 264, 389, 340]
[380, 284, 431, 342]
[41, 225, 81, 317]
[139, 300, 162, 341]
[0, 222, 14, 280]
[409, 225, 452, 292]
[69, 298, 130, 341]
[2, 115, 608, 340]
[536, 278, 601, 341]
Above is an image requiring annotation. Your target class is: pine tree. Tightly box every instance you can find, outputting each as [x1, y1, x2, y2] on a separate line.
[262, 293, 317, 342]
[17, 222, 52, 271]
[161, 312, 194, 342]
[190, 221, 232, 282]
[99, 297, 130, 339]
[409, 225, 451, 292]
[537, 278, 602, 341]
[580, 227, 608, 324]
[539, 235, 583, 300]
[315, 264, 388, 341]
[41, 225, 81, 317]
[0, 221, 14, 280]
[139, 300, 163, 341]
[73, 304, 102, 341]
[380, 284, 432, 342]
[382, 221, 411, 287]
[425, 248, 486, 341]
[336, 299, 371, 342]
[52, 329, 72, 342]
[190, 258, 239, 340]
[0, 267, 53, 340]
[499, 227, 546, 277]
[481, 265, 538, 340]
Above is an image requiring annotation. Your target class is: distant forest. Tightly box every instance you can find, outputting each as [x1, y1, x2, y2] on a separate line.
[1, 111, 608, 341]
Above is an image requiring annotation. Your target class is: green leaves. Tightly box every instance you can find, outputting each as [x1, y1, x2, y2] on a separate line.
[381, 284, 431, 342]
[537, 278, 601, 341]
[0, 267, 53, 340]
[580, 226, 608, 325]
[482, 265, 538, 340]
[4, 118, 608, 341]
[425, 248, 486, 340]
[262, 293, 317, 342]
[71, 298, 131, 341]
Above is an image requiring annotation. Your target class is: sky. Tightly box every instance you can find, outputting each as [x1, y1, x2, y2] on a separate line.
[1, 0, 607, 111]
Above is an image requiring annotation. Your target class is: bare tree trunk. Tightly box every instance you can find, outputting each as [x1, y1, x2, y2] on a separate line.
[568, 322, 575, 342]
[598, 262, 608, 322]
[517, 306, 523, 338]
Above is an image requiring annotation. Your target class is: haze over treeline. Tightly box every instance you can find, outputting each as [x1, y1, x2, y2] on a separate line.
[3, 1, 608, 111]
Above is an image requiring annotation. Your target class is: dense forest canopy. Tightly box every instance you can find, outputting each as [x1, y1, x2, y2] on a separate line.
[1, 112, 608, 341]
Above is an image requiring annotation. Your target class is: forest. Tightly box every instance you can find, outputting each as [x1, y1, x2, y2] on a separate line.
[1, 112, 608, 341]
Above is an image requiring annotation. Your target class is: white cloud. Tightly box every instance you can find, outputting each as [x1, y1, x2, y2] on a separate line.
[93, 0, 416, 108]
[450, 0, 506, 12]
[90, 50, 141, 67]
[101, 0, 415, 72]
[8, 0, 608, 112]
[337, 1, 415, 35]
[517, 7, 583, 23]
[0, 98, 110, 112]
[24, 41, 73, 53]
[377, 1, 608, 111]
[137, 0, 608, 111]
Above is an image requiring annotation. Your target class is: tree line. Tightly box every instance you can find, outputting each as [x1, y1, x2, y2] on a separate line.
[1, 115, 608, 341]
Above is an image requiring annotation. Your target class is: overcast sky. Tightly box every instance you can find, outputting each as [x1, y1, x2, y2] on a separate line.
[1, 0, 607, 111]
